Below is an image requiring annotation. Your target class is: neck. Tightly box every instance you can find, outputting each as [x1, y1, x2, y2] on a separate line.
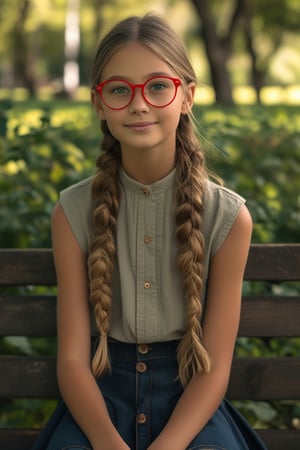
[121, 147, 176, 185]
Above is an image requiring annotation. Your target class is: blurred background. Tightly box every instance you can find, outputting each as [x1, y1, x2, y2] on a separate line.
[0, 0, 300, 436]
[0, 0, 299, 103]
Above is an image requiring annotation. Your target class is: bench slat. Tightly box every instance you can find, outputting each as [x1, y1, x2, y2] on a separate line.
[0, 355, 59, 398]
[1, 295, 299, 337]
[0, 429, 39, 450]
[257, 429, 300, 450]
[1, 244, 300, 286]
[228, 357, 300, 400]
[0, 295, 57, 336]
[1, 355, 299, 400]
[245, 243, 300, 281]
[239, 296, 300, 337]
[0, 249, 55, 285]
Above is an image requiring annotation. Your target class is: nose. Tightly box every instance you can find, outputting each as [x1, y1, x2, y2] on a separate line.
[129, 86, 149, 113]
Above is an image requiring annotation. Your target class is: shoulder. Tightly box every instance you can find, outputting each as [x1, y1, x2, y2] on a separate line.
[60, 176, 94, 204]
[204, 179, 245, 209]
[202, 180, 248, 256]
[57, 176, 94, 254]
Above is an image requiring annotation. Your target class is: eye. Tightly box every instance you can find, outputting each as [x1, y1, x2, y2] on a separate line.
[105, 81, 131, 96]
[112, 85, 130, 95]
[146, 78, 174, 95]
[149, 82, 168, 91]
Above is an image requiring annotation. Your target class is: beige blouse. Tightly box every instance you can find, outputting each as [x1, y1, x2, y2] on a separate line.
[60, 168, 245, 343]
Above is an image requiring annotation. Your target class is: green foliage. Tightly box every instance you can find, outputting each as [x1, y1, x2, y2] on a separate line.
[196, 104, 300, 243]
[0, 99, 99, 247]
[1, 99, 300, 431]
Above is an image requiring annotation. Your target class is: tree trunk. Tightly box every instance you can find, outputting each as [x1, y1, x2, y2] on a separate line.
[12, 0, 37, 96]
[190, 0, 248, 104]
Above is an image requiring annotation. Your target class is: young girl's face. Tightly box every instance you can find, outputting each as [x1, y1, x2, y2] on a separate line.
[94, 42, 194, 158]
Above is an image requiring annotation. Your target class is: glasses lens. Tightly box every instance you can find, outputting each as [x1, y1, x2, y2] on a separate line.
[99, 77, 179, 109]
[144, 77, 177, 107]
[101, 80, 132, 109]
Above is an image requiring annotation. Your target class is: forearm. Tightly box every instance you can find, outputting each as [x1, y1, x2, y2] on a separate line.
[148, 369, 229, 450]
[58, 360, 129, 450]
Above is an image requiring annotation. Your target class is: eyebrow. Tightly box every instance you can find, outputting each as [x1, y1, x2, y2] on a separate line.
[104, 71, 175, 81]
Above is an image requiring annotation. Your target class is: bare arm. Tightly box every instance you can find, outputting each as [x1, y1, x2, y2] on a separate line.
[52, 203, 129, 450]
[148, 205, 253, 450]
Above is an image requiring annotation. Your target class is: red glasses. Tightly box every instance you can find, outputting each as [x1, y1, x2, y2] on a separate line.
[95, 76, 181, 110]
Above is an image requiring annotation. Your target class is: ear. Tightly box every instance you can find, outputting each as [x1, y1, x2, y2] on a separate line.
[181, 82, 196, 115]
[91, 89, 106, 119]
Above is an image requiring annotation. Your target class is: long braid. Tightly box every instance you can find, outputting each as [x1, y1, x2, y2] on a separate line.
[175, 116, 211, 387]
[88, 121, 121, 376]
[89, 14, 213, 383]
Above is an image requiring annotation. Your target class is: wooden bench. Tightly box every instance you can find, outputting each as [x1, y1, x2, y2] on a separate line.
[0, 245, 300, 449]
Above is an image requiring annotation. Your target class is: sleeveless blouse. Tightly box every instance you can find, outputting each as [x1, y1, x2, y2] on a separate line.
[59, 168, 245, 343]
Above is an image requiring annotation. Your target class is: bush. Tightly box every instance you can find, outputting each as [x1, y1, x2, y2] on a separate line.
[1, 99, 300, 430]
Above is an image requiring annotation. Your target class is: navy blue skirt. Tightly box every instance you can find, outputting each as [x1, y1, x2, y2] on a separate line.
[32, 339, 267, 450]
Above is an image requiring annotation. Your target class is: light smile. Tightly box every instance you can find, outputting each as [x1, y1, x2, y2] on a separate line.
[125, 121, 158, 130]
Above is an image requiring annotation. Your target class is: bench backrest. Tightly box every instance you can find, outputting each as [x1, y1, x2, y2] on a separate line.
[0, 245, 300, 449]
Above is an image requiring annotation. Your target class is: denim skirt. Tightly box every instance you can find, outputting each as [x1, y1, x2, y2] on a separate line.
[32, 339, 267, 450]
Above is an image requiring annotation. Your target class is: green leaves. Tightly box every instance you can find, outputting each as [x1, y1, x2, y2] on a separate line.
[0, 100, 98, 247]
[196, 104, 300, 243]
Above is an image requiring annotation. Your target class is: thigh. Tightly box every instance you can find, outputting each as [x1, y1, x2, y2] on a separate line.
[186, 407, 242, 450]
[186, 400, 267, 450]
[46, 409, 91, 450]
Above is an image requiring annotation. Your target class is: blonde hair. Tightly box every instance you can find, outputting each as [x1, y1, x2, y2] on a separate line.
[88, 14, 211, 387]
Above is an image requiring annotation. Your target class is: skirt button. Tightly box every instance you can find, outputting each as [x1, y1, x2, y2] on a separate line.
[136, 413, 147, 424]
[136, 362, 147, 373]
[137, 344, 149, 354]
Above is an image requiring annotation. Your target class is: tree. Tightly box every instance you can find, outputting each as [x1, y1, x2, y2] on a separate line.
[11, 0, 37, 96]
[243, 0, 300, 102]
[190, 0, 300, 104]
[190, 0, 249, 104]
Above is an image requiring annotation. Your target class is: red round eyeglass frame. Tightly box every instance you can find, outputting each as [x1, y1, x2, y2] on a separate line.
[95, 76, 181, 110]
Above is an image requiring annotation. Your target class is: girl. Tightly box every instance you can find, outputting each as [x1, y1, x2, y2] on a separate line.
[33, 13, 267, 450]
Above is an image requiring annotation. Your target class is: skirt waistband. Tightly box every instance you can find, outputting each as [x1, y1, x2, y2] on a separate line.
[106, 338, 180, 361]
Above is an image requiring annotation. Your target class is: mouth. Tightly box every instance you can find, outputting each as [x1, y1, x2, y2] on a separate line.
[125, 121, 157, 130]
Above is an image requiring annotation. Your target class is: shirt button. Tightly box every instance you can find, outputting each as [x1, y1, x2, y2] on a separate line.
[142, 188, 150, 196]
[138, 344, 149, 354]
[144, 235, 152, 244]
[144, 281, 151, 289]
[137, 413, 147, 424]
[136, 362, 147, 373]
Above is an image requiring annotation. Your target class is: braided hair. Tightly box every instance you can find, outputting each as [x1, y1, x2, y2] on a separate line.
[89, 14, 211, 386]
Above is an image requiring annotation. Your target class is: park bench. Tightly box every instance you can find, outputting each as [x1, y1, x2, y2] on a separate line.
[0, 245, 300, 450]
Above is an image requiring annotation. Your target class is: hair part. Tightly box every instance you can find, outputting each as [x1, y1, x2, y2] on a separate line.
[89, 13, 211, 387]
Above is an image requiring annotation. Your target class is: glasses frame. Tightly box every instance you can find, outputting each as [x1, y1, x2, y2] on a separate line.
[95, 76, 181, 110]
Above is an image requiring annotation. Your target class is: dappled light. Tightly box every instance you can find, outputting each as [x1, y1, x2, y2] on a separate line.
[1, 0, 300, 440]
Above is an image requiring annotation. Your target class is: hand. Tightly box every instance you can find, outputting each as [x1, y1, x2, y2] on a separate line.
[92, 437, 130, 450]
[147, 441, 183, 450]
[93, 444, 130, 450]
